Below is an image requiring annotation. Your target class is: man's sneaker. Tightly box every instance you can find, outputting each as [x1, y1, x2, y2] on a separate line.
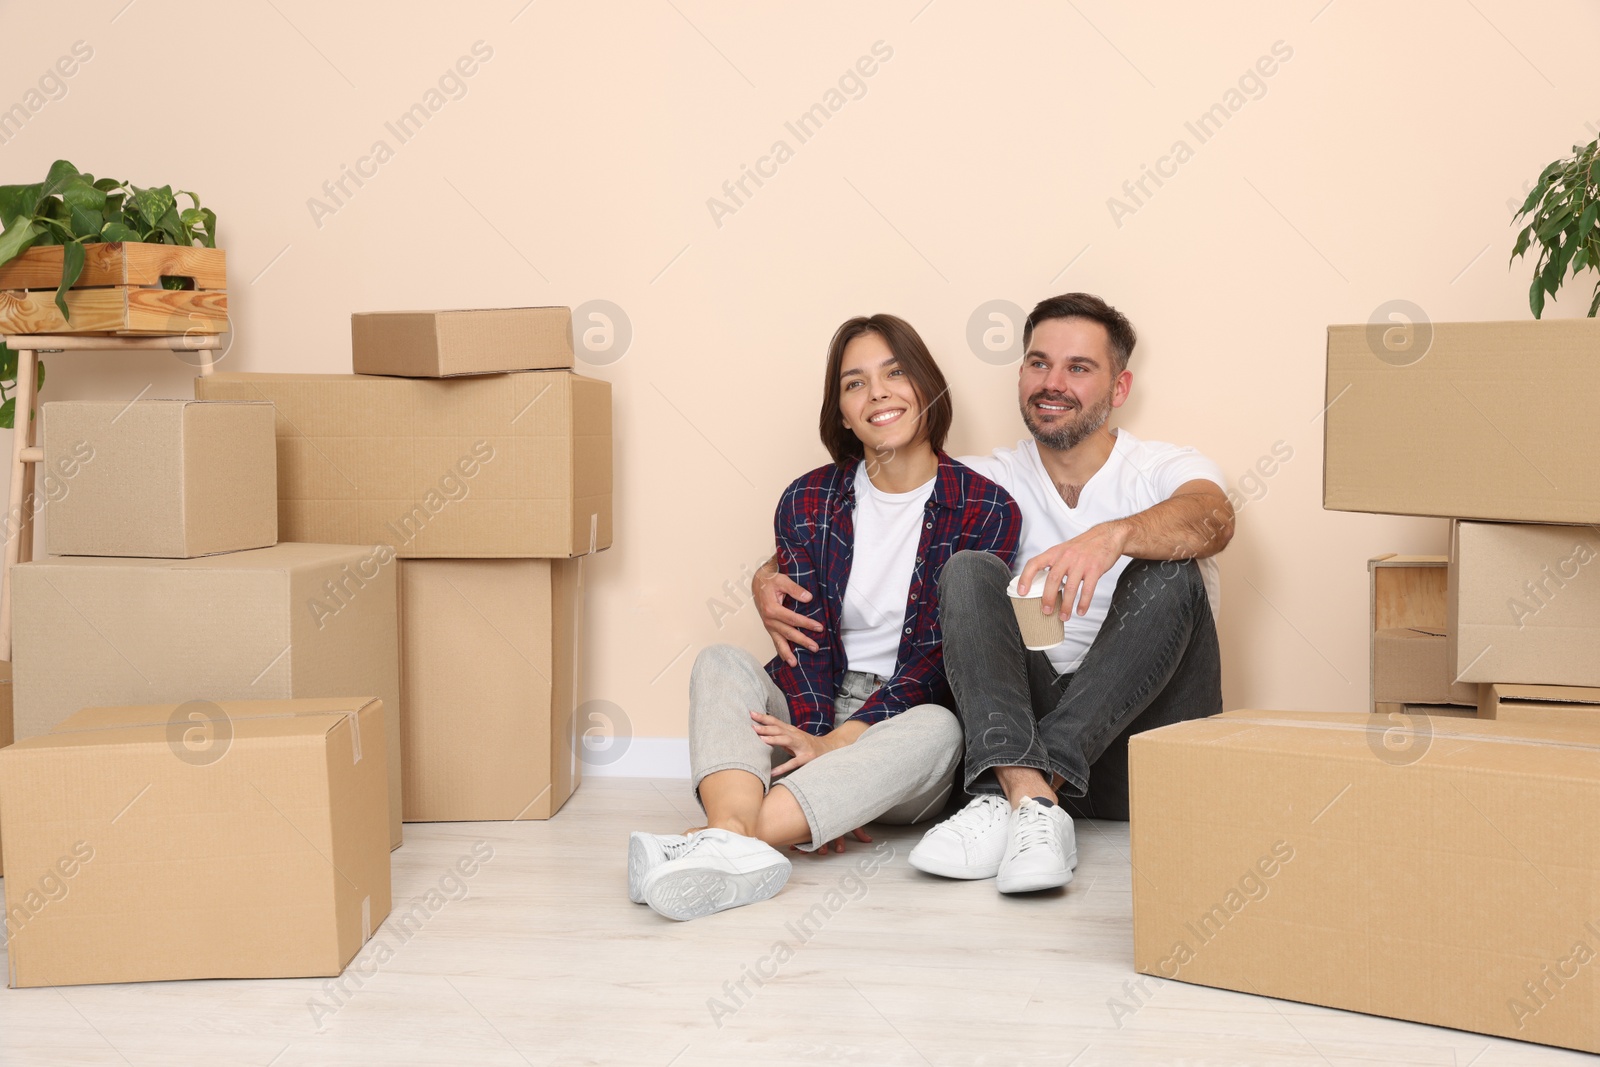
[908, 794, 1011, 879]
[628, 831, 697, 904]
[995, 796, 1077, 894]
[641, 828, 792, 921]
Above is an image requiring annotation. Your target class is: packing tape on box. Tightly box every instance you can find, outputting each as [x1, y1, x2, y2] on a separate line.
[1213, 715, 1600, 754]
[41, 702, 375, 764]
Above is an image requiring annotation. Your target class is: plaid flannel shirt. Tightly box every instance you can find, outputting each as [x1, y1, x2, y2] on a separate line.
[766, 452, 1022, 734]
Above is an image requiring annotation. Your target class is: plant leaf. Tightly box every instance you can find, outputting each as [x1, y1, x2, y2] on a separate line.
[1530, 274, 1547, 318]
[1590, 282, 1600, 317]
[54, 240, 85, 321]
[68, 204, 103, 239]
[1581, 202, 1599, 243]
[0, 397, 15, 430]
[41, 159, 81, 198]
[0, 343, 15, 384]
[36, 358, 44, 393]
[199, 207, 217, 248]
[0, 183, 43, 230]
[100, 220, 138, 243]
[1511, 225, 1533, 261]
[92, 177, 121, 193]
[0, 218, 42, 267]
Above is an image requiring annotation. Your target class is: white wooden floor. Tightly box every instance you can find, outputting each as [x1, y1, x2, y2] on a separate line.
[0, 777, 1591, 1066]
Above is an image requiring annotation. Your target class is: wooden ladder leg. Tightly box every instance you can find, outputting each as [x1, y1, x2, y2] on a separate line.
[1, 346, 38, 659]
[17, 397, 37, 564]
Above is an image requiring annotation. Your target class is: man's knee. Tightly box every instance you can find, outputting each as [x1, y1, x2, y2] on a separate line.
[939, 549, 1010, 601]
[1114, 558, 1203, 612]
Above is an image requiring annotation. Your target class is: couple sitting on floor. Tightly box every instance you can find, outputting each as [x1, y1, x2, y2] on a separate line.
[628, 292, 1234, 921]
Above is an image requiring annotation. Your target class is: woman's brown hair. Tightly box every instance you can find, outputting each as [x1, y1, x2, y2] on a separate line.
[818, 314, 953, 465]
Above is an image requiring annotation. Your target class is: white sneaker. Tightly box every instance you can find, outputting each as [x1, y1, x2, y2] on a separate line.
[996, 797, 1077, 894]
[908, 794, 1011, 879]
[627, 831, 698, 904]
[641, 828, 792, 921]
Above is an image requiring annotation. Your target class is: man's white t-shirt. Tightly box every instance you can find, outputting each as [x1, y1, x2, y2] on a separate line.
[960, 429, 1225, 674]
[839, 462, 937, 679]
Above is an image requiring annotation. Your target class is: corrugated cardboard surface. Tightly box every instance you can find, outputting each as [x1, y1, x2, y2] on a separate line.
[352, 307, 574, 377]
[194, 371, 611, 558]
[12, 543, 403, 848]
[0, 696, 390, 987]
[0, 662, 10, 878]
[43, 399, 278, 558]
[1448, 521, 1600, 687]
[1479, 683, 1600, 728]
[398, 558, 580, 821]
[1131, 710, 1600, 1054]
[1372, 628, 1477, 705]
[1324, 319, 1600, 523]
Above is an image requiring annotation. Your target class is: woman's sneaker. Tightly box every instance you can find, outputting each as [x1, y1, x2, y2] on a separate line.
[641, 828, 792, 921]
[628, 831, 698, 904]
[908, 794, 1011, 879]
[995, 796, 1077, 894]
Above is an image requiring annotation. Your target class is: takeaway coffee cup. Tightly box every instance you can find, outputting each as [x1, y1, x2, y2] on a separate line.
[1008, 573, 1065, 651]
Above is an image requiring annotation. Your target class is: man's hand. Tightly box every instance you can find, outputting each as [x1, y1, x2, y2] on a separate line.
[1018, 521, 1129, 618]
[753, 555, 823, 666]
[801, 827, 873, 856]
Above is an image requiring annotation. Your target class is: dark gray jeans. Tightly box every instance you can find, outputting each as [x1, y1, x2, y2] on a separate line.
[939, 550, 1222, 821]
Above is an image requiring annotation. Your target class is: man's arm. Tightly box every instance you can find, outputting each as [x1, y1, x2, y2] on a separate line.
[1019, 479, 1233, 618]
[753, 555, 825, 666]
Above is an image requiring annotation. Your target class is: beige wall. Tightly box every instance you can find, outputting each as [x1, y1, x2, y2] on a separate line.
[4, 1, 1597, 740]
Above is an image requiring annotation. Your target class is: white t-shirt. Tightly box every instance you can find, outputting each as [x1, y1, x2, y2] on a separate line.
[960, 429, 1225, 674]
[839, 462, 937, 679]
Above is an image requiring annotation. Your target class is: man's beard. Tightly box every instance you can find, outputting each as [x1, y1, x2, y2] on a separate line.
[1021, 388, 1112, 452]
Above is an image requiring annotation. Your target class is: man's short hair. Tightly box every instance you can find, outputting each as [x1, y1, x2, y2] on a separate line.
[1023, 293, 1137, 373]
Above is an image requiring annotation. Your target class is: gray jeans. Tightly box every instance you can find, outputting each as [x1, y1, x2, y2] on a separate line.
[688, 644, 961, 850]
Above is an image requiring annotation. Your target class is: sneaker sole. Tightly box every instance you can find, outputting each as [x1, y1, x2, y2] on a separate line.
[907, 849, 1001, 880]
[645, 861, 790, 921]
[627, 833, 657, 904]
[996, 849, 1078, 894]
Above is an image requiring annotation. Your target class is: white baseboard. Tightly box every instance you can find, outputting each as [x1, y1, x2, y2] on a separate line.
[581, 737, 690, 778]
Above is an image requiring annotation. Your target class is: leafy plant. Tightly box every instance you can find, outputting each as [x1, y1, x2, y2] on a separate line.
[0, 159, 217, 429]
[1511, 138, 1600, 319]
[0, 158, 218, 320]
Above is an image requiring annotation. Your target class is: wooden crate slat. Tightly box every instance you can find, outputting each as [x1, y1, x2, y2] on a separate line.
[0, 287, 227, 335]
[0, 243, 226, 290]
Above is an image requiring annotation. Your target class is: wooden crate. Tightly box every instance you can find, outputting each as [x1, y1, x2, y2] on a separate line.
[1368, 553, 1475, 714]
[0, 242, 226, 335]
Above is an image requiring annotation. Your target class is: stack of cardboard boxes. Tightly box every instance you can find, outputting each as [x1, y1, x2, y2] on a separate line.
[0, 304, 611, 989]
[1, 400, 398, 986]
[1128, 319, 1600, 1056]
[197, 306, 612, 823]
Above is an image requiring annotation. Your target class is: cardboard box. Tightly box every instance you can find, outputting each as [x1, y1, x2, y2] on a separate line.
[1325, 319, 1600, 523]
[398, 558, 580, 821]
[1448, 521, 1600, 688]
[352, 307, 573, 377]
[0, 662, 10, 878]
[194, 371, 611, 559]
[1367, 555, 1474, 710]
[1131, 709, 1600, 1055]
[1479, 683, 1600, 728]
[12, 543, 403, 848]
[0, 696, 390, 987]
[43, 399, 277, 558]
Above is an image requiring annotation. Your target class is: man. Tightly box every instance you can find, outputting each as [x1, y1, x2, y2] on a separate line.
[755, 293, 1232, 894]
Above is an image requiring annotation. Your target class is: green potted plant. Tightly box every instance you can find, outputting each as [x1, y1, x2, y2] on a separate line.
[1511, 137, 1600, 318]
[0, 158, 225, 426]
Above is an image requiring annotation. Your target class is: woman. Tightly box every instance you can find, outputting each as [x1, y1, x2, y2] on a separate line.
[627, 314, 1022, 921]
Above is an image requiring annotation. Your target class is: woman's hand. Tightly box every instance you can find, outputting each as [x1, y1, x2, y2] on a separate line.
[752, 711, 831, 776]
[753, 556, 823, 666]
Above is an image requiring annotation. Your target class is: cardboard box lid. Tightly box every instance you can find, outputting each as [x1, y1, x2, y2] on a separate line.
[1134, 709, 1600, 779]
[19, 540, 373, 576]
[17, 696, 379, 753]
